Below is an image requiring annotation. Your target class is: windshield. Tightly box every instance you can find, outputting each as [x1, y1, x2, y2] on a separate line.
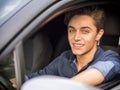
[0, 0, 31, 26]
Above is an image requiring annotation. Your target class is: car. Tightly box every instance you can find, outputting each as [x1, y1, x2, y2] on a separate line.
[0, 0, 120, 90]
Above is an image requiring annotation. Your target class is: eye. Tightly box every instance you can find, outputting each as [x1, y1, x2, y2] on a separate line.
[68, 29, 75, 33]
[82, 29, 90, 34]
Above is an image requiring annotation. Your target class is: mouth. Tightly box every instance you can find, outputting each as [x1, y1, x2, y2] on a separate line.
[73, 43, 84, 49]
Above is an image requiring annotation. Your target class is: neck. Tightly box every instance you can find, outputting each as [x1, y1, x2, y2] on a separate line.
[76, 45, 97, 71]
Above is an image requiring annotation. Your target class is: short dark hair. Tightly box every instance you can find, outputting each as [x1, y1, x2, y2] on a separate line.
[64, 6, 106, 32]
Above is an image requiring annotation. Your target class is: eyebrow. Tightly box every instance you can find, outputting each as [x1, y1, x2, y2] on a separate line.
[68, 26, 75, 29]
[68, 25, 92, 30]
[81, 26, 92, 30]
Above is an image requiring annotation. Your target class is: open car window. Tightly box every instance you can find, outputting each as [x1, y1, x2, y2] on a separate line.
[22, 3, 120, 90]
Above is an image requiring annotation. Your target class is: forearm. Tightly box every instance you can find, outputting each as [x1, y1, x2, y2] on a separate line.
[71, 68, 104, 86]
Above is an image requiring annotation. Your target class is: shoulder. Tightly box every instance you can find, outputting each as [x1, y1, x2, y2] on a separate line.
[101, 50, 120, 63]
[96, 47, 120, 61]
[103, 49, 119, 57]
[95, 47, 120, 68]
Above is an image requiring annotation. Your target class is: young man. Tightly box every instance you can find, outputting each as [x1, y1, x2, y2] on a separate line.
[27, 6, 120, 86]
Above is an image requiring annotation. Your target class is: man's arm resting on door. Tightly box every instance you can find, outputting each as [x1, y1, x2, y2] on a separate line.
[71, 68, 105, 86]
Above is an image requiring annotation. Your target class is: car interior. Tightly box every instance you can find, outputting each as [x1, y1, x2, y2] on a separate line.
[22, 3, 120, 90]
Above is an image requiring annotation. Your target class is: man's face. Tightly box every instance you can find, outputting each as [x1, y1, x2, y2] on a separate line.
[68, 15, 104, 56]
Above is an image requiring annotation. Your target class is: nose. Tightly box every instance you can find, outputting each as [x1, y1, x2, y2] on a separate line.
[74, 31, 81, 41]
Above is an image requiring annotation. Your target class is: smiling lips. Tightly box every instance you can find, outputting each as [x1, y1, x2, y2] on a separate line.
[73, 43, 84, 49]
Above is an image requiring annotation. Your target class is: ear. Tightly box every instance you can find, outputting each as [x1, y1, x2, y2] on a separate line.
[96, 29, 104, 41]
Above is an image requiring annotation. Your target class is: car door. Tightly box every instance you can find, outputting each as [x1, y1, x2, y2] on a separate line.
[0, 0, 87, 89]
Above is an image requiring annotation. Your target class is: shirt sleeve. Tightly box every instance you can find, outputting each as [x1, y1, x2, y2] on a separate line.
[88, 60, 120, 82]
[26, 50, 71, 80]
[88, 50, 120, 82]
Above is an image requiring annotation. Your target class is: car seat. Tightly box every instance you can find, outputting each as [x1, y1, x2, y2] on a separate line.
[52, 32, 70, 59]
[23, 32, 53, 74]
[100, 11, 120, 55]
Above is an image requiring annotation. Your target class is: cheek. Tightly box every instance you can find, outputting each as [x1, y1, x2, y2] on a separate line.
[84, 34, 96, 43]
[68, 34, 73, 42]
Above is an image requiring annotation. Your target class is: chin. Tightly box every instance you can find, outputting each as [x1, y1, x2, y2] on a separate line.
[72, 50, 83, 56]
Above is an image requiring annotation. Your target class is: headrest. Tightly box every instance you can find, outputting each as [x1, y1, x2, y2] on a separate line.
[100, 35, 119, 46]
[104, 13, 120, 36]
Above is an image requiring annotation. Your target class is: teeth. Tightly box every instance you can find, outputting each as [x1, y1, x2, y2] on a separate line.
[74, 44, 83, 47]
[75, 44, 81, 46]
